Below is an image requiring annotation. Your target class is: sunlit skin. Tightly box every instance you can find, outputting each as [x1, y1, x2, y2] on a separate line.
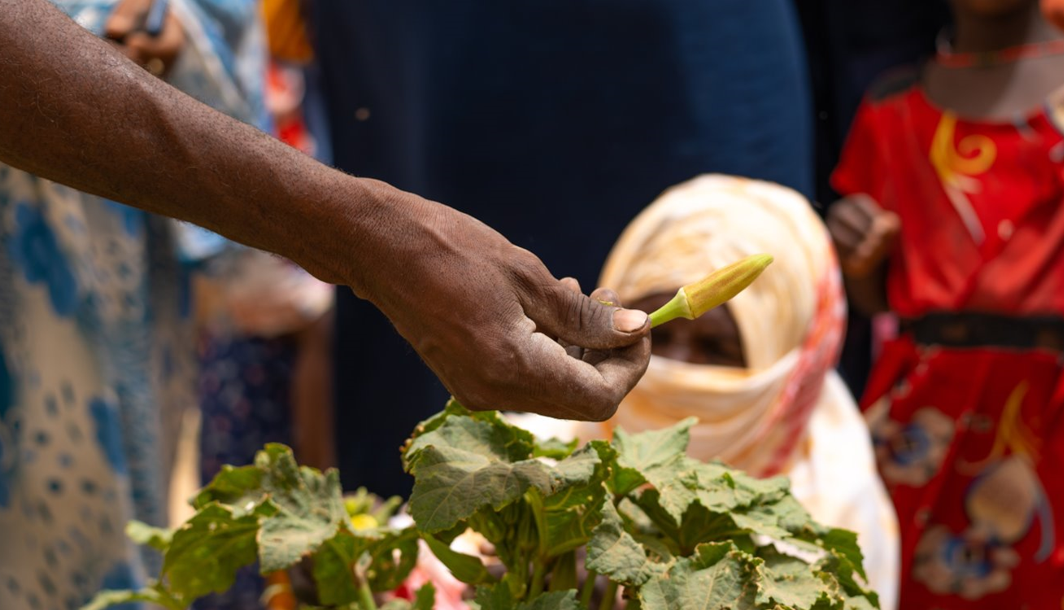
[631, 292, 746, 368]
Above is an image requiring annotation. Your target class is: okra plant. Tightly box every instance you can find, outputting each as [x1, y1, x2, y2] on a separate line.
[85, 254, 878, 609]
[85, 402, 878, 610]
[402, 402, 878, 610]
[84, 445, 433, 610]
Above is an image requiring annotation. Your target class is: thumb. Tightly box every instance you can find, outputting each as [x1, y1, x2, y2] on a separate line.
[526, 283, 649, 350]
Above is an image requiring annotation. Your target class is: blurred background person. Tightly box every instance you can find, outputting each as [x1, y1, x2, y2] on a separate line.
[516, 174, 899, 608]
[794, 0, 950, 398]
[828, 0, 1064, 606]
[310, 0, 816, 498]
[0, 1, 267, 609]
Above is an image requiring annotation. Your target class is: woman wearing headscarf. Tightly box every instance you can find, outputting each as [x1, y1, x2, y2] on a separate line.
[0, 2, 266, 609]
[513, 174, 899, 608]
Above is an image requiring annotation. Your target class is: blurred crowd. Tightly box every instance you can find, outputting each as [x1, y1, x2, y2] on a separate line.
[4, 1, 1064, 609]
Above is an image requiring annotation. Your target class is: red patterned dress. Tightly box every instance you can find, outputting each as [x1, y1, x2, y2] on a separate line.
[833, 69, 1064, 609]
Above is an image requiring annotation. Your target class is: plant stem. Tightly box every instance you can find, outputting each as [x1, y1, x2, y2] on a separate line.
[648, 290, 691, 328]
[356, 579, 377, 610]
[599, 581, 618, 610]
[529, 558, 547, 599]
[580, 570, 598, 608]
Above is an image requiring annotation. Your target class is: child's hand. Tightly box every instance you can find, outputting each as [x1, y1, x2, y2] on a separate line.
[105, 0, 185, 77]
[827, 194, 900, 278]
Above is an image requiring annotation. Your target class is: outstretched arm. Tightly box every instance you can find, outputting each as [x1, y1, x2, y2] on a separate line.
[0, 0, 650, 420]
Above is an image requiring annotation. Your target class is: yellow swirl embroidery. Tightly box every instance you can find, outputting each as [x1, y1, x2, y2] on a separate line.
[960, 381, 1040, 474]
[929, 111, 997, 243]
[930, 112, 997, 190]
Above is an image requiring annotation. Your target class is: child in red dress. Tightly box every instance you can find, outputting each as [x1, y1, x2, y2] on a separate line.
[829, 0, 1064, 607]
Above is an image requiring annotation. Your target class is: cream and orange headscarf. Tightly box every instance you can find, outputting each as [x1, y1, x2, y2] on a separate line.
[599, 174, 846, 477]
[507, 175, 898, 606]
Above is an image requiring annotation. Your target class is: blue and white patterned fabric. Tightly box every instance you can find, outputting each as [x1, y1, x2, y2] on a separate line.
[0, 3, 265, 610]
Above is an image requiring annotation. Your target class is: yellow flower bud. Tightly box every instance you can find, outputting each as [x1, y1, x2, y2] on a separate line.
[648, 254, 773, 328]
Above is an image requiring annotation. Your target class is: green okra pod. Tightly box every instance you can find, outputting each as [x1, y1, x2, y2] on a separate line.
[648, 253, 773, 328]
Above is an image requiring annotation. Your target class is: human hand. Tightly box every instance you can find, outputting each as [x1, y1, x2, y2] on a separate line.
[348, 185, 651, 421]
[104, 0, 185, 77]
[826, 194, 900, 278]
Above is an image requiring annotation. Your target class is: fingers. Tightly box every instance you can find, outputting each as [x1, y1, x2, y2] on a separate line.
[827, 195, 875, 255]
[501, 284, 648, 421]
[557, 277, 585, 359]
[105, 3, 184, 76]
[127, 14, 184, 70]
[104, 0, 146, 41]
[582, 287, 623, 367]
[512, 329, 649, 422]
[828, 194, 899, 277]
[522, 279, 648, 351]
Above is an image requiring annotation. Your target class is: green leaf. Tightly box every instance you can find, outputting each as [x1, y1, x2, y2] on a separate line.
[125, 520, 172, 552]
[816, 548, 880, 608]
[81, 584, 185, 610]
[310, 525, 420, 603]
[471, 582, 516, 610]
[519, 590, 584, 610]
[162, 504, 260, 599]
[193, 464, 267, 516]
[586, 500, 658, 587]
[310, 529, 363, 605]
[401, 398, 472, 463]
[730, 495, 815, 541]
[413, 582, 437, 609]
[633, 488, 737, 555]
[636, 471, 817, 551]
[254, 444, 349, 572]
[754, 546, 836, 609]
[610, 418, 696, 497]
[424, 533, 494, 585]
[534, 437, 580, 460]
[690, 464, 791, 513]
[542, 443, 612, 557]
[819, 528, 867, 581]
[405, 408, 537, 468]
[364, 527, 421, 592]
[407, 444, 553, 533]
[472, 585, 585, 610]
[637, 542, 756, 610]
[643, 458, 794, 526]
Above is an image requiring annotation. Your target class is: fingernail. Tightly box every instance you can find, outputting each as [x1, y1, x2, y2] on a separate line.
[613, 309, 648, 333]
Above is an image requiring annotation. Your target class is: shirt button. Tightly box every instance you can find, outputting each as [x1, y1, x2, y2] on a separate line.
[355, 107, 371, 122]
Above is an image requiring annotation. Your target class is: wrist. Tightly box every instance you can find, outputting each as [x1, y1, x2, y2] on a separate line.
[316, 176, 434, 298]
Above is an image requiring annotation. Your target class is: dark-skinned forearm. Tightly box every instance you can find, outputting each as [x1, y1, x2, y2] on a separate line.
[0, 0, 398, 289]
[843, 263, 891, 317]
